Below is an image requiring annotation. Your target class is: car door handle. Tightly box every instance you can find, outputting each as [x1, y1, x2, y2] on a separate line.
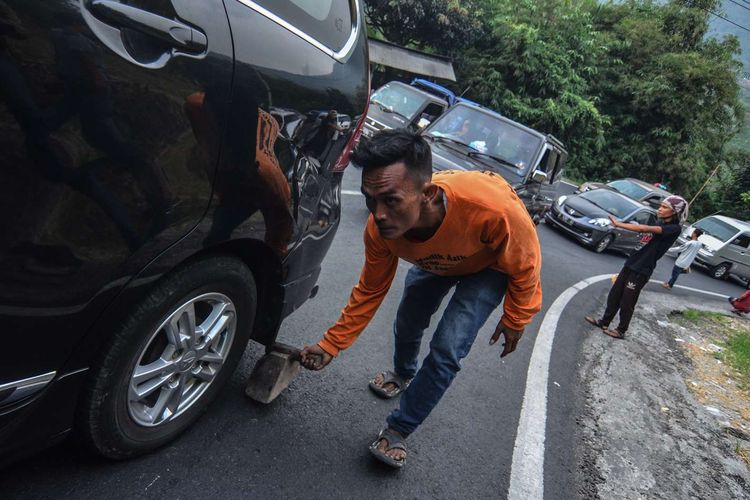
[89, 0, 207, 52]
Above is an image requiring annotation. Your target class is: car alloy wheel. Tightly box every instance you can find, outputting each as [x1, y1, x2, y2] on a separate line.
[77, 256, 256, 459]
[712, 263, 730, 280]
[128, 293, 236, 427]
[594, 234, 613, 253]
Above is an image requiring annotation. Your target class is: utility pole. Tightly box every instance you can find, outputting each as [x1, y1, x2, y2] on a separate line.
[689, 163, 722, 205]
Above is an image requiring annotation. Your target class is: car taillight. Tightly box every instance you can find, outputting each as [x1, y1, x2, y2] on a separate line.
[333, 84, 370, 172]
[332, 106, 368, 172]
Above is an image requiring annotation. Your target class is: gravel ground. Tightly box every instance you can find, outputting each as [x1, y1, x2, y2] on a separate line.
[577, 290, 750, 499]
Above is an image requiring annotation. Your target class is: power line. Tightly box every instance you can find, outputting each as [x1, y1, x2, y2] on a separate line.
[727, 0, 750, 13]
[702, 7, 750, 33]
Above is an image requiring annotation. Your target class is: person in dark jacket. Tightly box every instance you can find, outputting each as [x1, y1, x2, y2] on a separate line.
[584, 195, 688, 339]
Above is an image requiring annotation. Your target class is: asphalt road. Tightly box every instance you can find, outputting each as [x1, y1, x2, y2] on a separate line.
[1, 170, 745, 499]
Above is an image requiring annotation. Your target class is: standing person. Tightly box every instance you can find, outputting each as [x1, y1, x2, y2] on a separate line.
[584, 195, 688, 339]
[299, 129, 542, 468]
[661, 228, 704, 289]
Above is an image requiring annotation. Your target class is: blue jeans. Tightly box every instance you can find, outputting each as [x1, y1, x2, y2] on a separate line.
[386, 266, 508, 436]
[668, 265, 683, 287]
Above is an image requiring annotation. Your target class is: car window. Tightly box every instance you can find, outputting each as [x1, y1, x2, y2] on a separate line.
[426, 105, 543, 174]
[607, 179, 649, 200]
[644, 196, 662, 209]
[731, 234, 750, 249]
[370, 84, 431, 120]
[252, 0, 353, 52]
[694, 217, 739, 243]
[416, 102, 445, 128]
[632, 211, 652, 224]
[579, 189, 640, 217]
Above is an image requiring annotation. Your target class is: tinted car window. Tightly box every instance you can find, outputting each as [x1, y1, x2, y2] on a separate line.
[731, 234, 750, 248]
[608, 179, 649, 200]
[370, 84, 431, 120]
[694, 217, 739, 242]
[632, 211, 653, 224]
[253, 0, 353, 51]
[580, 189, 640, 217]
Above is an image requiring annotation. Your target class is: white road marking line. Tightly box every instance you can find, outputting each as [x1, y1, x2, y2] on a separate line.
[561, 180, 578, 188]
[648, 280, 729, 299]
[342, 190, 363, 196]
[508, 274, 611, 500]
[509, 274, 732, 499]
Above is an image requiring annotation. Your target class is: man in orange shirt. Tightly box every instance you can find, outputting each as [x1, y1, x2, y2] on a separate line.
[300, 130, 542, 468]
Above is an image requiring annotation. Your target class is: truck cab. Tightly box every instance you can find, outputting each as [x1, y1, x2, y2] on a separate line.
[422, 103, 567, 222]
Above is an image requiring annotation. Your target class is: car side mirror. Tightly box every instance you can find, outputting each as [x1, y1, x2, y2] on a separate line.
[531, 169, 548, 183]
[417, 117, 431, 129]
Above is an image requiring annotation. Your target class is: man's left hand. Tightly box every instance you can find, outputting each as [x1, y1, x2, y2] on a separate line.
[490, 324, 524, 357]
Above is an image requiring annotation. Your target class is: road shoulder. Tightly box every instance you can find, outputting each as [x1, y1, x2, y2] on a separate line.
[577, 290, 750, 498]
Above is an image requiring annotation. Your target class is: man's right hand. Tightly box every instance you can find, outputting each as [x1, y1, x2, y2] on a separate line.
[300, 344, 333, 371]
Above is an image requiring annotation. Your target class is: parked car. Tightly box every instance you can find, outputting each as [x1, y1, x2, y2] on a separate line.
[545, 189, 657, 254]
[422, 103, 567, 221]
[673, 215, 750, 282]
[0, 0, 368, 465]
[577, 178, 672, 209]
[363, 81, 450, 137]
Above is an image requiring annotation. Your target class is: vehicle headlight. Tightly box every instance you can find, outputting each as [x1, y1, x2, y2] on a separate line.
[556, 195, 568, 206]
[588, 218, 611, 227]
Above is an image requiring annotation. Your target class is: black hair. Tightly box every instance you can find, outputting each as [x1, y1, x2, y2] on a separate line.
[693, 228, 704, 237]
[350, 129, 432, 185]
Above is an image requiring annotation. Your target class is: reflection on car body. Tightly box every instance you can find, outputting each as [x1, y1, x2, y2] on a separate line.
[0, 0, 369, 466]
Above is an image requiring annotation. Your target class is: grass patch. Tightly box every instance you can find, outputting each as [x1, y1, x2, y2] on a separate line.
[722, 331, 750, 383]
[680, 308, 728, 323]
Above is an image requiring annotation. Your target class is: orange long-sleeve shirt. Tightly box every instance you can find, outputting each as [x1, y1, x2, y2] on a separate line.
[319, 170, 542, 357]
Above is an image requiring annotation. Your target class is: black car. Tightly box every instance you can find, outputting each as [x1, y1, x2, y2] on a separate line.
[545, 189, 657, 254]
[0, 0, 368, 465]
[422, 103, 568, 221]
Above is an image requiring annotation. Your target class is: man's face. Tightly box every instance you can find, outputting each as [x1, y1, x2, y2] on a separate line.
[657, 201, 675, 220]
[361, 162, 425, 240]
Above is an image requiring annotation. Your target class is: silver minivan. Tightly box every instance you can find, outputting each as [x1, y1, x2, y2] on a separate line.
[674, 215, 750, 282]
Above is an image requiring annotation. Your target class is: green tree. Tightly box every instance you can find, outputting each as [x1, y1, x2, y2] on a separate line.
[589, 0, 743, 196]
[364, 0, 484, 56]
[458, 0, 609, 177]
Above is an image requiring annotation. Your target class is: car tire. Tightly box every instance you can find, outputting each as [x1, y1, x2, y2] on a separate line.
[77, 255, 256, 459]
[593, 234, 614, 253]
[711, 262, 731, 280]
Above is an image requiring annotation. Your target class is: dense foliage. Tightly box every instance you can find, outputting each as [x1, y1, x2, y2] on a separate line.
[364, 0, 750, 219]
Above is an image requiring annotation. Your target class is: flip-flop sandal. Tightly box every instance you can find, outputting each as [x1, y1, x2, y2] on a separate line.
[602, 327, 625, 339]
[368, 370, 412, 399]
[584, 316, 605, 328]
[369, 428, 407, 469]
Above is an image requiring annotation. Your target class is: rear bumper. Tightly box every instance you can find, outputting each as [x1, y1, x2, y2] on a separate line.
[0, 368, 88, 468]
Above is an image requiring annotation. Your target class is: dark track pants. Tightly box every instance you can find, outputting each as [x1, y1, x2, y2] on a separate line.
[601, 267, 649, 334]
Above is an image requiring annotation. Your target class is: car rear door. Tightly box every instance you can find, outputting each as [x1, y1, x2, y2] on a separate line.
[0, 0, 233, 386]
[725, 233, 750, 278]
[220, 0, 368, 315]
